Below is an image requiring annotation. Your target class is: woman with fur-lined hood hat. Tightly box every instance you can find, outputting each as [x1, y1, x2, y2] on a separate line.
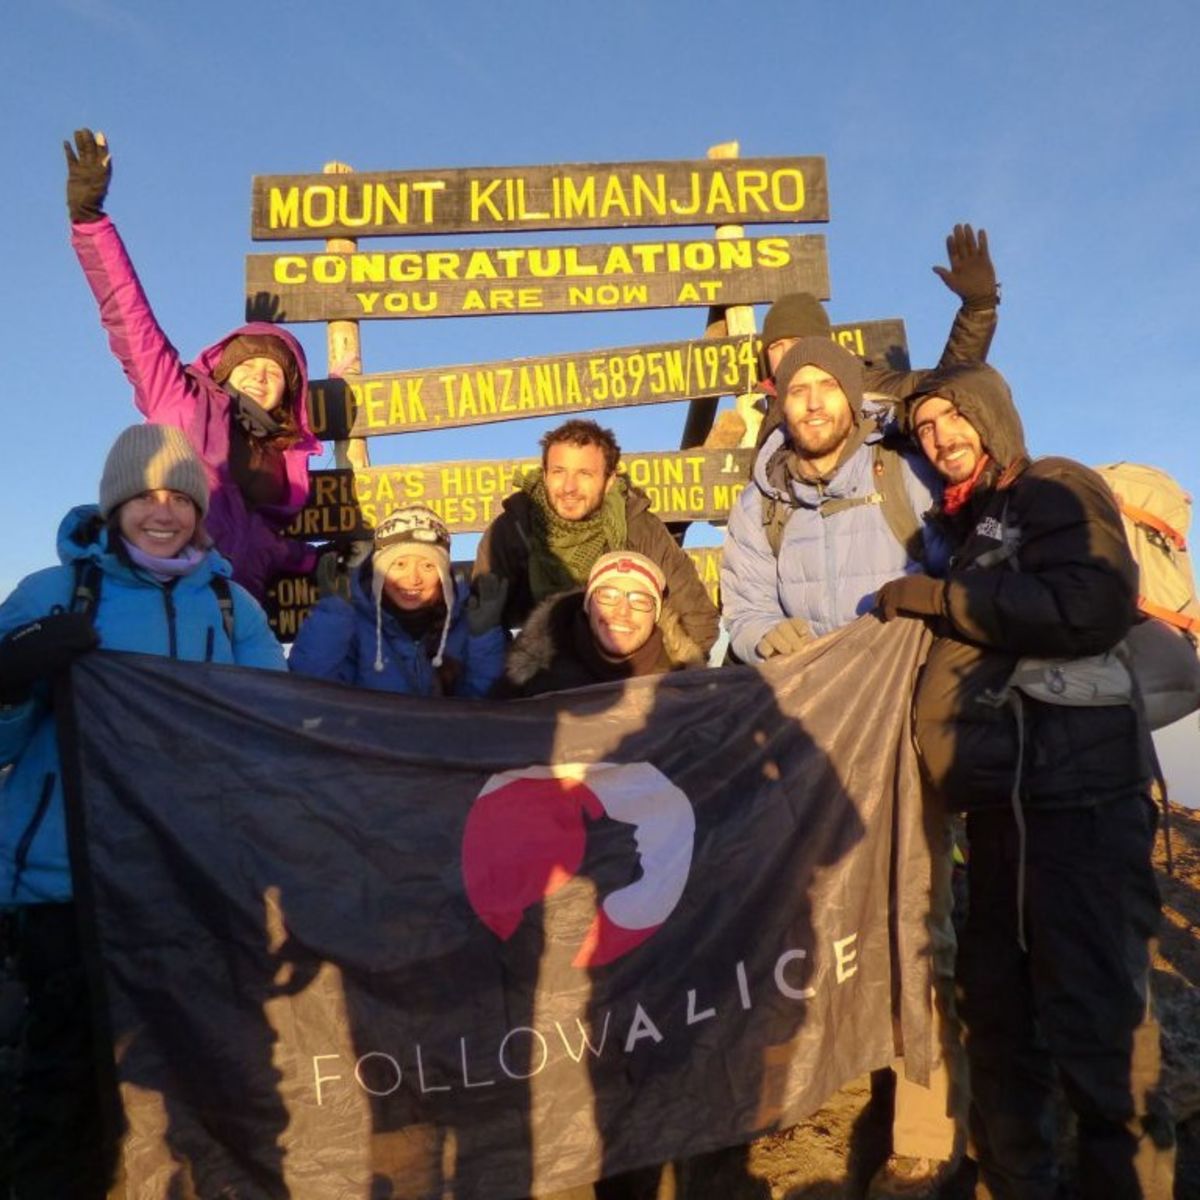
[499, 551, 708, 698]
[65, 128, 322, 602]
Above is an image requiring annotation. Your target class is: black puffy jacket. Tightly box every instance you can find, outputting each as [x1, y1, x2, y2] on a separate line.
[909, 365, 1149, 810]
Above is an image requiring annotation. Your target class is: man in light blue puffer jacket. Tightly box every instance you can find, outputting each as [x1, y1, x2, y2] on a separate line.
[722, 336, 949, 662]
[720, 336, 963, 1197]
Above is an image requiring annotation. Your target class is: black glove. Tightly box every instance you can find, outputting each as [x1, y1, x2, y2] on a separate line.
[315, 551, 349, 604]
[315, 540, 372, 603]
[874, 574, 946, 622]
[0, 613, 99, 704]
[466, 574, 509, 637]
[932, 224, 998, 309]
[64, 128, 111, 224]
[756, 617, 813, 659]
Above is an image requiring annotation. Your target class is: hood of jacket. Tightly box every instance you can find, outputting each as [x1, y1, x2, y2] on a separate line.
[905, 363, 1028, 471]
[55, 504, 233, 586]
[191, 322, 320, 455]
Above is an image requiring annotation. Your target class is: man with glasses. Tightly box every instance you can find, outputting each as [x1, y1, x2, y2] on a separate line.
[499, 551, 706, 697]
[474, 419, 719, 658]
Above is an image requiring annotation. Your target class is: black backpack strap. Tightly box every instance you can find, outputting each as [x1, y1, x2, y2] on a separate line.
[69, 557, 236, 645]
[762, 494, 796, 558]
[210, 576, 236, 643]
[762, 439, 925, 564]
[70, 560, 104, 619]
[871, 441, 925, 566]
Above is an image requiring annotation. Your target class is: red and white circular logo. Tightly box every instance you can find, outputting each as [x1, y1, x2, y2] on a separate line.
[462, 762, 695, 967]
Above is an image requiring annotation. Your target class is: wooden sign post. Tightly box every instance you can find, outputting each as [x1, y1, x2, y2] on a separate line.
[248, 150, 907, 637]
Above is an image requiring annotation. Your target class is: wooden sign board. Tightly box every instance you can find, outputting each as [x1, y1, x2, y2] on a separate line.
[288, 448, 755, 538]
[245, 234, 829, 323]
[264, 571, 323, 640]
[684, 545, 724, 611]
[264, 547, 729, 640]
[252, 157, 828, 240]
[306, 319, 910, 440]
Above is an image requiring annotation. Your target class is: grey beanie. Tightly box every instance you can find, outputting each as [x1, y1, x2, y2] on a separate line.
[760, 293, 833, 376]
[99, 424, 210, 517]
[774, 337, 866, 420]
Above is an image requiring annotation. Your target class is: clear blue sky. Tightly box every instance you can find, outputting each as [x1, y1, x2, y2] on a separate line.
[3, 0, 1198, 797]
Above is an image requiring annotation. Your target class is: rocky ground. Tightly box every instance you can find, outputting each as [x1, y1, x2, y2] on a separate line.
[3, 807, 1196, 1198]
[739, 802, 1200, 1199]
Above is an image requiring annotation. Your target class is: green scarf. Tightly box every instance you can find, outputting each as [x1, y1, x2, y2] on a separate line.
[519, 469, 629, 601]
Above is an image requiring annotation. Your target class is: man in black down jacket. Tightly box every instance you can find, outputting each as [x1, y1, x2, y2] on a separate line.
[874, 363, 1174, 1200]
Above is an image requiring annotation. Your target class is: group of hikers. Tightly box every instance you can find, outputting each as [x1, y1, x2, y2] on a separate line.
[0, 129, 1188, 1199]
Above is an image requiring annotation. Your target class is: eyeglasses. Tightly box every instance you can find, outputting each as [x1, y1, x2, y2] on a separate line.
[591, 585, 657, 613]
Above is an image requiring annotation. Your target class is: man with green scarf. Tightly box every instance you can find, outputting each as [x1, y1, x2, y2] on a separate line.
[473, 419, 719, 658]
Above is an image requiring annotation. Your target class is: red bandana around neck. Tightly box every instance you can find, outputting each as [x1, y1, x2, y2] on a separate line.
[941, 454, 992, 515]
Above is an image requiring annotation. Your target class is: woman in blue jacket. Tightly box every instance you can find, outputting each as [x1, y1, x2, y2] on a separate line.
[0, 423, 285, 1198]
[289, 503, 507, 697]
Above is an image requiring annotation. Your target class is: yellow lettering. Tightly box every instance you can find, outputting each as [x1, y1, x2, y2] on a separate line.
[770, 169, 806, 213]
[599, 175, 632, 217]
[602, 245, 635, 275]
[273, 256, 307, 284]
[268, 187, 299, 229]
[374, 184, 408, 228]
[755, 238, 792, 268]
[717, 239, 753, 270]
[426, 251, 463, 281]
[301, 185, 336, 228]
[335, 183, 371, 228]
[411, 180, 444, 224]
[361, 380, 387, 428]
[464, 251, 499, 281]
[515, 178, 550, 220]
[735, 169, 770, 214]
[705, 171, 736, 214]
[561, 176, 595, 220]
[471, 178, 504, 222]
[631, 172, 667, 216]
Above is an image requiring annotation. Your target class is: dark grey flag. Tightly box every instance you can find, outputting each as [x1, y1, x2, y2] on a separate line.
[60, 614, 934, 1199]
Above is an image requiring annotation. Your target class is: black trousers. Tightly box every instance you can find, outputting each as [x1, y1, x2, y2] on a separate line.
[958, 796, 1175, 1200]
[9, 902, 118, 1200]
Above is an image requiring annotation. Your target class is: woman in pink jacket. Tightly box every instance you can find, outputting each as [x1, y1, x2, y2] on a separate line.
[65, 128, 322, 602]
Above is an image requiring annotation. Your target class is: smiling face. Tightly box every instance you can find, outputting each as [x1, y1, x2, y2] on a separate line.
[117, 489, 199, 558]
[913, 396, 985, 484]
[228, 355, 288, 413]
[782, 364, 854, 466]
[587, 582, 657, 658]
[382, 554, 443, 611]
[543, 442, 615, 522]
